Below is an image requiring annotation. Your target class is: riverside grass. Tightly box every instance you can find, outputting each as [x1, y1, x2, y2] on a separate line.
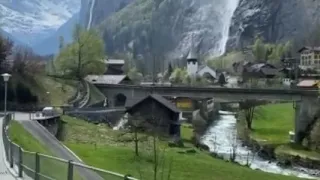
[61, 115, 304, 180]
[250, 103, 320, 162]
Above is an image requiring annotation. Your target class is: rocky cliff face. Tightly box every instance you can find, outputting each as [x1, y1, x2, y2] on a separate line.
[80, 0, 134, 29]
[228, 0, 320, 50]
[85, 0, 320, 63]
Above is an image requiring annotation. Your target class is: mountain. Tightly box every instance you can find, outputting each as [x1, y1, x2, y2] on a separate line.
[32, 13, 80, 55]
[0, 29, 25, 46]
[84, 0, 320, 63]
[90, 0, 239, 67]
[228, 0, 320, 49]
[0, 0, 81, 46]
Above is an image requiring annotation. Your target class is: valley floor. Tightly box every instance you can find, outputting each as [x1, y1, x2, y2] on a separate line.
[58, 116, 304, 180]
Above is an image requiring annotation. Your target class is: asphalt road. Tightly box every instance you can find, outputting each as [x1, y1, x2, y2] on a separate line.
[13, 112, 104, 180]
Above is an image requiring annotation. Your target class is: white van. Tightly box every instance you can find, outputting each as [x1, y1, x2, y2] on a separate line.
[42, 107, 56, 117]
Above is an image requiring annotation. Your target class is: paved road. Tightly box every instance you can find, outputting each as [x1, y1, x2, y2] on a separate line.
[0, 117, 18, 180]
[13, 112, 104, 180]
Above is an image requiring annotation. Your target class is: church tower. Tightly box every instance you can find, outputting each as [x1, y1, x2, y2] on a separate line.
[187, 41, 198, 77]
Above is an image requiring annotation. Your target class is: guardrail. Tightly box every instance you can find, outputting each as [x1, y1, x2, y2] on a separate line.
[94, 83, 319, 95]
[79, 81, 91, 108]
[2, 113, 137, 180]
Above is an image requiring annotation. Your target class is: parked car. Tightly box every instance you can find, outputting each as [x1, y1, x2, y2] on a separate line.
[42, 107, 56, 116]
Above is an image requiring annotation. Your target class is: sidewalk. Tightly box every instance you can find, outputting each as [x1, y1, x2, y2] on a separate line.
[0, 117, 18, 180]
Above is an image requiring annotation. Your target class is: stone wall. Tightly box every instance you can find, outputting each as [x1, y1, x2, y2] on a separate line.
[295, 98, 320, 143]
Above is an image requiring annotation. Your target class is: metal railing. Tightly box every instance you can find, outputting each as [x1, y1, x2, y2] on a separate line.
[2, 113, 137, 180]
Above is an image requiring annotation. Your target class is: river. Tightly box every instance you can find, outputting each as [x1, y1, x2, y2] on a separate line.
[201, 111, 320, 179]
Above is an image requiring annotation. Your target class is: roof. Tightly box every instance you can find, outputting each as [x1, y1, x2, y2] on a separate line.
[197, 65, 217, 78]
[104, 59, 125, 65]
[260, 68, 278, 76]
[298, 46, 320, 53]
[187, 41, 198, 60]
[126, 94, 180, 114]
[297, 80, 319, 87]
[85, 75, 129, 84]
[245, 63, 276, 73]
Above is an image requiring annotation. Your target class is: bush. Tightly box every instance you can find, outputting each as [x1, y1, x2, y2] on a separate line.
[15, 82, 38, 103]
[310, 119, 320, 150]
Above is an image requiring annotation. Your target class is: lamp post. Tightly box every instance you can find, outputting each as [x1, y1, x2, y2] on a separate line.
[2, 73, 11, 115]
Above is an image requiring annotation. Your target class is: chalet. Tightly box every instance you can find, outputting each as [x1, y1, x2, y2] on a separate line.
[281, 57, 297, 69]
[85, 75, 132, 85]
[242, 63, 278, 79]
[232, 61, 253, 74]
[126, 94, 181, 137]
[104, 59, 125, 75]
[298, 46, 320, 70]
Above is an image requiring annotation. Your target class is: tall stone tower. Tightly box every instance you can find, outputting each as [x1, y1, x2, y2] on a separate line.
[187, 42, 198, 77]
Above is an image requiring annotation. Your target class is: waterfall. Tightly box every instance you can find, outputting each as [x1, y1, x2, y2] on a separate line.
[201, 111, 320, 179]
[174, 0, 240, 57]
[113, 113, 128, 130]
[87, 0, 96, 30]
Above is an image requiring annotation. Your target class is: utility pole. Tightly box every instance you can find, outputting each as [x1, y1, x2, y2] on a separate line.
[151, 0, 157, 88]
[294, 57, 299, 85]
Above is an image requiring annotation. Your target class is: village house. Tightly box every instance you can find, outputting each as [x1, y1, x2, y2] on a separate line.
[298, 46, 320, 70]
[126, 94, 181, 138]
[242, 63, 278, 80]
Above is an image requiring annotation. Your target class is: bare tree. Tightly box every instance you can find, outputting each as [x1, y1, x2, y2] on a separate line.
[244, 106, 255, 130]
[228, 132, 238, 162]
[11, 45, 46, 75]
[240, 100, 258, 130]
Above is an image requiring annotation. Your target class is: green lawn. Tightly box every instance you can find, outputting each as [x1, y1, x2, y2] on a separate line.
[251, 103, 295, 144]
[8, 120, 71, 179]
[249, 103, 320, 161]
[180, 123, 194, 142]
[61, 116, 305, 180]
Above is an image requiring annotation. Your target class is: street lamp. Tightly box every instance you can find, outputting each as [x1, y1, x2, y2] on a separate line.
[2, 73, 11, 115]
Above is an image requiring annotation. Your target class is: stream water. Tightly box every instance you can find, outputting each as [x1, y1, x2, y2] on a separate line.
[201, 111, 320, 179]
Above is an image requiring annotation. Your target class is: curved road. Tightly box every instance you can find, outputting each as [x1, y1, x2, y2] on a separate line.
[13, 112, 104, 180]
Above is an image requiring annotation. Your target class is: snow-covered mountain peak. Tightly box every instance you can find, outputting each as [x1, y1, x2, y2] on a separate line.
[0, 0, 81, 45]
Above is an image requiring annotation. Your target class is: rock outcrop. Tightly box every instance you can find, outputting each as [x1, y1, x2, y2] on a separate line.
[228, 0, 320, 50]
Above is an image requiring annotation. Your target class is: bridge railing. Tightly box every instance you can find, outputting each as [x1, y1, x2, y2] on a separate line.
[2, 113, 137, 180]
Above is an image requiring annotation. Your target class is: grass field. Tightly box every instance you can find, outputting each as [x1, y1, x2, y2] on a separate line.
[250, 103, 295, 144]
[249, 103, 320, 160]
[61, 116, 305, 180]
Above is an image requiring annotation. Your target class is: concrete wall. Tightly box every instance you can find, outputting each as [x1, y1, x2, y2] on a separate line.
[295, 98, 320, 143]
[37, 117, 60, 136]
